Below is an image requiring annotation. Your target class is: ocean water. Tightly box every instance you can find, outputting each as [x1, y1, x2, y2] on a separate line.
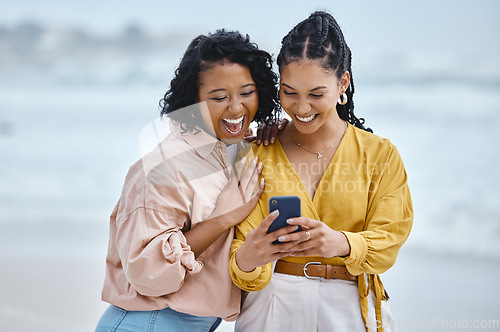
[1, 60, 499, 262]
[1, 1, 500, 263]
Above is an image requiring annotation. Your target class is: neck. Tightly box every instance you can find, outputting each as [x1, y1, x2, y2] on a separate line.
[197, 124, 236, 147]
[289, 117, 346, 150]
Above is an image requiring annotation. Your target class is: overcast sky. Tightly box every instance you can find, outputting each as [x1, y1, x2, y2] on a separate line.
[2, 0, 500, 56]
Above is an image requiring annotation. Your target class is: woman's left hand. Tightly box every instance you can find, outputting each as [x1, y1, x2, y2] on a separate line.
[244, 119, 289, 145]
[278, 217, 351, 258]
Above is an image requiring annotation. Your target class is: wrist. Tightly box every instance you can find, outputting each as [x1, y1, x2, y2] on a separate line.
[235, 246, 256, 272]
[336, 231, 351, 257]
[206, 211, 232, 232]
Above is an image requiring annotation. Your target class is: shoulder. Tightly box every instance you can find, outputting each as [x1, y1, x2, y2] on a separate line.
[122, 131, 201, 198]
[142, 131, 189, 169]
[346, 125, 406, 175]
[249, 140, 282, 157]
[349, 125, 399, 162]
[243, 141, 284, 168]
[350, 125, 395, 149]
[115, 131, 202, 220]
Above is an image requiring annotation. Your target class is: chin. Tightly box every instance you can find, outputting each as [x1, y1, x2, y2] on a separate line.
[216, 128, 247, 145]
[294, 123, 321, 135]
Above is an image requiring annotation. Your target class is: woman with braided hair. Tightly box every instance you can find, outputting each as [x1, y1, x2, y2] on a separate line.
[229, 11, 413, 331]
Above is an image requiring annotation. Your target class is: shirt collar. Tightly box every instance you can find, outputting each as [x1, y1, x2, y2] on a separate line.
[170, 120, 223, 159]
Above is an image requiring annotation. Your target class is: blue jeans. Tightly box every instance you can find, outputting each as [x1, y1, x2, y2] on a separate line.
[95, 305, 222, 332]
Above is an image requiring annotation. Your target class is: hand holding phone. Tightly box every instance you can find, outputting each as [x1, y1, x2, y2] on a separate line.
[267, 196, 301, 244]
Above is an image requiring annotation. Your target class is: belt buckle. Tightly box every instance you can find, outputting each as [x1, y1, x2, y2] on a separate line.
[303, 261, 321, 279]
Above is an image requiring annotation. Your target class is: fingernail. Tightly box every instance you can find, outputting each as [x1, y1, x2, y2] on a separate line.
[272, 210, 279, 216]
[257, 162, 263, 170]
[260, 178, 265, 186]
[291, 225, 299, 231]
[256, 139, 261, 144]
[252, 157, 258, 164]
[264, 140, 268, 145]
[278, 236, 286, 242]
[286, 218, 294, 224]
[270, 137, 275, 144]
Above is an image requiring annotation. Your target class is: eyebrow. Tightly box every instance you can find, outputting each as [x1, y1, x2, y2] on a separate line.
[281, 83, 327, 92]
[208, 88, 225, 94]
[207, 83, 256, 95]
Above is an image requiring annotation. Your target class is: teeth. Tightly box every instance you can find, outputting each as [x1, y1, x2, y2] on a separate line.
[222, 115, 245, 134]
[223, 115, 244, 124]
[295, 114, 316, 123]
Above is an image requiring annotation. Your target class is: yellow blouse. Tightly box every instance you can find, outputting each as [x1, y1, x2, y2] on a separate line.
[230, 123, 413, 331]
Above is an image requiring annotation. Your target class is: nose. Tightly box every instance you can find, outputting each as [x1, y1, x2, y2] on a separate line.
[228, 95, 243, 114]
[296, 97, 311, 115]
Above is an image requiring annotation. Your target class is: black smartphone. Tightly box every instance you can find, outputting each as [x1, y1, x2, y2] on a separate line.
[267, 196, 301, 244]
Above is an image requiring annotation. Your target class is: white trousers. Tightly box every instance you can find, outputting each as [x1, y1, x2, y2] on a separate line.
[235, 271, 396, 332]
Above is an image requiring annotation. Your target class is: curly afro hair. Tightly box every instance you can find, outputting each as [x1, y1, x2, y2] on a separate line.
[160, 29, 279, 133]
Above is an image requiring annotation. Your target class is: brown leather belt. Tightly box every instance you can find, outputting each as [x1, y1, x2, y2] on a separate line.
[274, 260, 357, 282]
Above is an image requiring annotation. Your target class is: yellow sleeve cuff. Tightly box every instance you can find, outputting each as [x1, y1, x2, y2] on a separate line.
[341, 231, 368, 275]
[230, 254, 262, 281]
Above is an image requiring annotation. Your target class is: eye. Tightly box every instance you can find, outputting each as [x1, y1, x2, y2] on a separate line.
[241, 90, 256, 97]
[310, 93, 324, 98]
[282, 90, 296, 95]
[210, 96, 227, 101]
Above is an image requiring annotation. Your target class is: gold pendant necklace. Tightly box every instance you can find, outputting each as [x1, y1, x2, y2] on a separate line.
[288, 122, 347, 159]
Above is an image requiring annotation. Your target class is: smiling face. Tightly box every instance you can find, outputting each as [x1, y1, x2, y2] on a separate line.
[279, 60, 349, 135]
[198, 62, 259, 144]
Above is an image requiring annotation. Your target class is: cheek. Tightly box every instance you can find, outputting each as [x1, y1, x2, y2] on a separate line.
[280, 98, 294, 118]
[315, 95, 337, 112]
[205, 101, 225, 124]
[279, 93, 292, 111]
[247, 95, 259, 115]
[315, 99, 332, 111]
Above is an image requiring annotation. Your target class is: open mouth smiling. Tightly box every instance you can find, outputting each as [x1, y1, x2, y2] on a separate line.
[222, 115, 245, 135]
[295, 113, 318, 123]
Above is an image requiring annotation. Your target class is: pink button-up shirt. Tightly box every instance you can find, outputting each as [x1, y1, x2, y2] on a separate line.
[101, 121, 245, 321]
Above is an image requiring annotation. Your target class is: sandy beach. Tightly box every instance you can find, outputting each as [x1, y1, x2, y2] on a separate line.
[1, 244, 499, 332]
[0, 257, 107, 332]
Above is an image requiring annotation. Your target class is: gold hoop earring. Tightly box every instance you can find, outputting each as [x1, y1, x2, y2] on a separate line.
[338, 93, 348, 106]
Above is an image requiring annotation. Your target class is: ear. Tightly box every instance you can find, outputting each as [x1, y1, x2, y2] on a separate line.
[339, 71, 350, 94]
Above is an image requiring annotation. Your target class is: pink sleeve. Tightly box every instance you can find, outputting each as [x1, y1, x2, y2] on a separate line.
[113, 155, 203, 297]
[116, 207, 203, 297]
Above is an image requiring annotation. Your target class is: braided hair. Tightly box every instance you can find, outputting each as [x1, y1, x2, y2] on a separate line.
[160, 29, 279, 133]
[277, 11, 372, 132]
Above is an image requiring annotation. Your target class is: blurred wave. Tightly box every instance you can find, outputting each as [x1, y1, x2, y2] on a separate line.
[2, 21, 500, 88]
[0, 20, 499, 261]
[0, 22, 194, 86]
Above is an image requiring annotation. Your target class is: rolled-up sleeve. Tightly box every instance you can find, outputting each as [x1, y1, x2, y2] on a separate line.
[229, 201, 273, 292]
[342, 145, 413, 275]
[116, 207, 202, 297]
[112, 154, 204, 297]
